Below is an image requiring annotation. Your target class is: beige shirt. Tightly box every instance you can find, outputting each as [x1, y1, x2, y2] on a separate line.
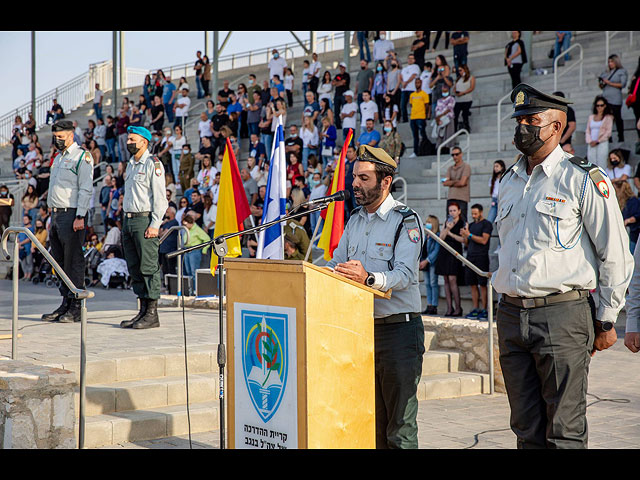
[447, 161, 471, 203]
[493, 145, 634, 324]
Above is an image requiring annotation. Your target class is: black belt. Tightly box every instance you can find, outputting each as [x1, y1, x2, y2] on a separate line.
[124, 212, 151, 218]
[502, 289, 590, 309]
[52, 207, 76, 213]
[374, 312, 421, 325]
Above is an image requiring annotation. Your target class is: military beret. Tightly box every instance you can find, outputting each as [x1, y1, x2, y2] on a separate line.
[51, 120, 74, 132]
[510, 83, 573, 118]
[127, 125, 152, 142]
[357, 145, 397, 170]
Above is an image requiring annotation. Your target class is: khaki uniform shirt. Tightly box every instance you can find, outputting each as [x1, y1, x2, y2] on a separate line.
[326, 193, 423, 318]
[283, 219, 311, 262]
[48, 142, 94, 217]
[493, 145, 633, 324]
[123, 150, 169, 229]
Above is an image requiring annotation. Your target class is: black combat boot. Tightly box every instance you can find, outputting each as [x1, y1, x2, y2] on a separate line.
[41, 297, 71, 322]
[120, 298, 148, 328]
[132, 299, 159, 329]
[58, 299, 82, 323]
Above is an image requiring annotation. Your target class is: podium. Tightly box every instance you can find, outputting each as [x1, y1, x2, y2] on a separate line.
[224, 258, 390, 449]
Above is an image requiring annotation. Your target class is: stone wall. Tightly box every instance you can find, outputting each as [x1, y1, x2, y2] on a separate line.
[0, 358, 77, 449]
[423, 317, 505, 394]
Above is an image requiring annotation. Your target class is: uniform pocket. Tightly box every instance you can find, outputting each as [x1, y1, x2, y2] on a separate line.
[535, 200, 577, 251]
[368, 245, 394, 271]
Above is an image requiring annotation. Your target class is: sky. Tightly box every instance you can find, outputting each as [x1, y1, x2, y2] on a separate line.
[0, 31, 336, 115]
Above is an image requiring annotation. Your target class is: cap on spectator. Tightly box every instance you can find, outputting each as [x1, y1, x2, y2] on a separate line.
[339, 62, 347, 68]
[357, 145, 397, 170]
[510, 83, 573, 118]
[127, 125, 152, 142]
[344, 90, 354, 98]
[51, 120, 74, 132]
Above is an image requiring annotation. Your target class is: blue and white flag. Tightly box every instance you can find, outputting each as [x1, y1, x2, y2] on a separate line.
[256, 115, 287, 259]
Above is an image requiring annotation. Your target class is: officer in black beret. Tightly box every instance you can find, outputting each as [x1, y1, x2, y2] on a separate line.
[494, 83, 633, 448]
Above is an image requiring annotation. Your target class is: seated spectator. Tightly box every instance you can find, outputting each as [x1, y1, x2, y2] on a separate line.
[356, 118, 381, 148]
[287, 152, 304, 183]
[183, 178, 199, 204]
[103, 218, 122, 252]
[31, 217, 48, 275]
[240, 168, 259, 206]
[195, 136, 215, 171]
[319, 116, 337, 166]
[606, 148, 632, 189]
[294, 175, 310, 198]
[185, 190, 205, 227]
[159, 207, 179, 286]
[248, 133, 267, 167]
[202, 192, 217, 237]
[284, 234, 305, 261]
[176, 196, 189, 223]
[96, 247, 129, 288]
[196, 154, 217, 194]
[217, 80, 234, 106]
[45, 99, 64, 124]
[17, 215, 34, 281]
[419, 214, 441, 315]
[306, 154, 323, 179]
[285, 124, 303, 158]
[247, 156, 267, 188]
[250, 185, 266, 226]
[618, 181, 640, 253]
[432, 84, 455, 150]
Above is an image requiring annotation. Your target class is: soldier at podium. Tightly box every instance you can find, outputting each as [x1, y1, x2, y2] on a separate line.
[326, 145, 425, 449]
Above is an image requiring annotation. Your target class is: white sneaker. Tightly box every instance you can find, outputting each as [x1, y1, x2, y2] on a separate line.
[409, 153, 417, 158]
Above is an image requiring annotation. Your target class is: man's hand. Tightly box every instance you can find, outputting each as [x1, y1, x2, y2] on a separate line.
[72, 218, 84, 232]
[334, 260, 368, 285]
[624, 332, 640, 353]
[145, 227, 159, 239]
[419, 259, 429, 270]
[591, 327, 617, 356]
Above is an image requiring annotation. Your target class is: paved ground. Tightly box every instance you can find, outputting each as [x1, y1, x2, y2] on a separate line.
[1, 279, 639, 449]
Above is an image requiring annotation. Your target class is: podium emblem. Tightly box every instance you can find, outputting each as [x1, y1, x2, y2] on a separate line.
[241, 309, 289, 423]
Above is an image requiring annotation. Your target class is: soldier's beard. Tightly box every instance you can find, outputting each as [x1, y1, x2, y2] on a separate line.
[353, 182, 382, 207]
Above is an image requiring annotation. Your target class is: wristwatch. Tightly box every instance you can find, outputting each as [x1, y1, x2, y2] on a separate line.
[365, 271, 375, 287]
[595, 320, 614, 332]
[75, 215, 84, 220]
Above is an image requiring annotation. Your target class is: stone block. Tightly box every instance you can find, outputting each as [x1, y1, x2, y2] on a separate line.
[115, 354, 166, 382]
[165, 351, 213, 377]
[111, 411, 168, 444]
[76, 386, 116, 416]
[167, 376, 216, 405]
[53, 393, 75, 430]
[459, 374, 484, 396]
[115, 382, 168, 412]
[421, 353, 450, 375]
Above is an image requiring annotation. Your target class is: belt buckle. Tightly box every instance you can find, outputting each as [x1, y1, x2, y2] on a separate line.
[522, 298, 536, 309]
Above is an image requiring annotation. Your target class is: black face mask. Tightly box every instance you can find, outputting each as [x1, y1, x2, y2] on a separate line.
[54, 137, 67, 151]
[127, 143, 140, 155]
[514, 122, 556, 156]
[610, 160, 620, 167]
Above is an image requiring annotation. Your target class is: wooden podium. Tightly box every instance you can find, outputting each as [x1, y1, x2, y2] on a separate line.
[224, 258, 389, 449]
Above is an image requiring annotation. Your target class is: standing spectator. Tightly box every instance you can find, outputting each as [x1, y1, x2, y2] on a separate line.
[420, 61, 434, 99]
[22, 184, 39, 224]
[158, 207, 178, 286]
[606, 148, 632, 190]
[586, 95, 614, 169]
[302, 60, 311, 96]
[420, 215, 441, 314]
[247, 91, 262, 137]
[259, 102, 274, 157]
[408, 78, 430, 158]
[162, 75, 177, 124]
[432, 84, 456, 150]
[461, 204, 493, 320]
[411, 31, 428, 70]
[386, 59, 402, 110]
[319, 98, 334, 127]
[302, 91, 321, 125]
[339, 91, 358, 144]
[150, 95, 165, 132]
[429, 55, 454, 119]
[599, 54, 628, 142]
[309, 53, 322, 95]
[211, 103, 230, 157]
[180, 215, 211, 292]
[450, 31, 470, 74]
[372, 62, 387, 122]
[356, 118, 381, 148]
[553, 31, 572, 65]
[400, 54, 421, 123]
[17, 215, 34, 281]
[94, 117, 107, 160]
[198, 112, 213, 147]
[0, 184, 15, 237]
[505, 31, 527, 89]
[250, 185, 266, 227]
[301, 115, 319, 171]
[487, 160, 506, 223]
[379, 119, 403, 165]
[432, 31, 449, 51]
[93, 83, 104, 121]
[356, 31, 371, 63]
[142, 75, 154, 108]
[240, 168, 259, 206]
[236, 83, 249, 139]
[618, 181, 640, 253]
[116, 110, 130, 163]
[249, 133, 267, 167]
[319, 116, 337, 166]
[435, 202, 464, 317]
[359, 90, 378, 127]
[173, 87, 191, 130]
[381, 93, 399, 128]
[317, 71, 333, 108]
[453, 65, 475, 133]
[268, 49, 288, 84]
[627, 56, 640, 144]
[202, 55, 212, 98]
[105, 115, 118, 162]
[246, 74, 261, 105]
[178, 144, 196, 193]
[194, 50, 204, 99]
[442, 146, 470, 221]
[332, 62, 350, 129]
[99, 175, 112, 226]
[284, 67, 295, 107]
[553, 91, 576, 152]
[373, 31, 394, 63]
[202, 193, 217, 238]
[308, 173, 328, 237]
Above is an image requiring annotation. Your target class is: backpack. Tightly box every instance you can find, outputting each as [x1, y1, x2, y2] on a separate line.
[419, 137, 436, 156]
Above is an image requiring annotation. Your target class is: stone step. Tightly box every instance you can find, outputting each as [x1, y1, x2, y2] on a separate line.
[417, 371, 490, 401]
[422, 350, 462, 375]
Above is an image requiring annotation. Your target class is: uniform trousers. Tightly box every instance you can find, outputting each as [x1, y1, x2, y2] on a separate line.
[122, 215, 162, 300]
[374, 314, 425, 449]
[497, 297, 595, 449]
[49, 209, 86, 298]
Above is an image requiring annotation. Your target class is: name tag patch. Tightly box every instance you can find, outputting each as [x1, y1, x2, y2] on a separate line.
[544, 196, 566, 203]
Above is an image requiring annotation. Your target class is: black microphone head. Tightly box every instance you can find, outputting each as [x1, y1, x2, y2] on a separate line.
[341, 190, 350, 201]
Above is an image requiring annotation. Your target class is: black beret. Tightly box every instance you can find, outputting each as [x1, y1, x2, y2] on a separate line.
[510, 83, 573, 118]
[51, 119, 74, 132]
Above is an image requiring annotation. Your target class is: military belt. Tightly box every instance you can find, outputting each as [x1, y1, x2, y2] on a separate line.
[375, 312, 422, 325]
[502, 289, 590, 309]
[52, 207, 76, 213]
[124, 212, 151, 218]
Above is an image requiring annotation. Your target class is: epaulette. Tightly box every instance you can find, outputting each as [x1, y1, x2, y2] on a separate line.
[500, 156, 521, 182]
[568, 156, 611, 199]
[151, 155, 164, 177]
[388, 205, 423, 269]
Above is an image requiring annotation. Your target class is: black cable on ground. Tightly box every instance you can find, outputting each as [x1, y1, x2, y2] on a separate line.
[181, 296, 193, 449]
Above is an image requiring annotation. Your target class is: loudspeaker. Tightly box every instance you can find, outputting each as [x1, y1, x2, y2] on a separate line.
[165, 274, 192, 296]
[195, 268, 225, 297]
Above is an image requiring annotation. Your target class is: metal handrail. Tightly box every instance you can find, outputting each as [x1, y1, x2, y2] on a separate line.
[1, 226, 94, 449]
[160, 224, 189, 303]
[606, 31, 634, 66]
[496, 91, 512, 153]
[422, 227, 495, 395]
[392, 176, 407, 205]
[91, 161, 111, 185]
[553, 43, 583, 92]
[436, 129, 470, 200]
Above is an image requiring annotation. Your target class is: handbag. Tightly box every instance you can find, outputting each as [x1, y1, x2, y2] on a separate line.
[321, 145, 332, 157]
[599, 68, 618, 90]
[626, 78, 639, 107]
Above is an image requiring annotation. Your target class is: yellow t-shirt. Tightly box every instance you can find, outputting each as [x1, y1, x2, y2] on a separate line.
[409, 90, 430, 120]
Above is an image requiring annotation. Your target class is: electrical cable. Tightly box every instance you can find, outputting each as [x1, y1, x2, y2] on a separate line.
[181, 288, 193, 449]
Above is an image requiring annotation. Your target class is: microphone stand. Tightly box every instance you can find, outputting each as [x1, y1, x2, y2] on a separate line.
[166, 202, 331, 449]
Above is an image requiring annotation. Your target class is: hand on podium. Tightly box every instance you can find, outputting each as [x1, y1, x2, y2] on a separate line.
[334, 260, 367, 285]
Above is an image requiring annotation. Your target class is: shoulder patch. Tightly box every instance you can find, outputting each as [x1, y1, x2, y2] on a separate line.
[151, 155, 163, 177]
[394, 205, 422, 244]
[568, 156, 610, 199]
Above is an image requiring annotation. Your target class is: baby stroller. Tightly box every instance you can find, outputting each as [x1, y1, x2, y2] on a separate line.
[31, 257, 61, 289]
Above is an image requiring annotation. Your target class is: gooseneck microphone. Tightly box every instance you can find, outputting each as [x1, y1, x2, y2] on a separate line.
[303, 190, 351, 208]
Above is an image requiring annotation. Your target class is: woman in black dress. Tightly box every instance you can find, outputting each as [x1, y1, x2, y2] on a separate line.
[435, 201, 466, 316]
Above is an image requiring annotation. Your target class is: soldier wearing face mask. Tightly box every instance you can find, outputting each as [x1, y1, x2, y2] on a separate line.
[494, 83, 633, 449]
[41, 120, 94, 323]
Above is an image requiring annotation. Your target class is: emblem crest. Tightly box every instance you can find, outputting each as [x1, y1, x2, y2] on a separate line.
[408, 227, 421, 243]
[515, 91, 525, 106]
[597, 180, 609, 198]
[241, 309, 289, 423]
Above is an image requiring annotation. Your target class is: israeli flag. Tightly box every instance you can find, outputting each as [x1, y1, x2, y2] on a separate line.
[256, 115, 287, 259]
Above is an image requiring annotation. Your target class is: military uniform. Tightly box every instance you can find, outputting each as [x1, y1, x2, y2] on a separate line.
[326, 145, 424, 449]
[42, 120, 94, 323]
[495, 84, 634, 448]
[283, 218, 311, 262]
[120, 126, 169, 329]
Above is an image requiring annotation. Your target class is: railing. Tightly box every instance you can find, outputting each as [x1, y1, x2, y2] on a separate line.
[1, 226, 95, 449]
[605, 31, 634, 66]
[436, 129, 470, 200]
[392, 176, 407, 205]
[553, 43, 583, 92]
[422, 227, 495, 395]
[1, 179, 27, 229]
[496, 92, 512, 153]
[159, 225, 189, 304]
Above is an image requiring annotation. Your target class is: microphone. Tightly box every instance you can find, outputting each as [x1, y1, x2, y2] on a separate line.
[304, 190, 350, 208]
